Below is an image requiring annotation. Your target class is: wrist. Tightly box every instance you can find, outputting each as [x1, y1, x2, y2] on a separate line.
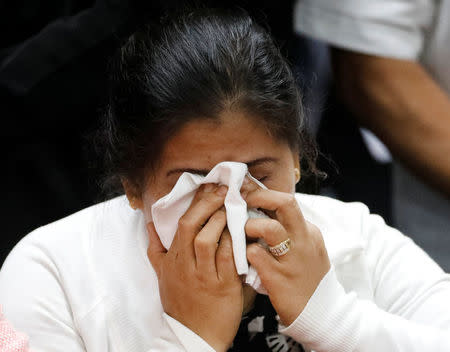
[163, 313, 222, 352]
[206, 340, 229, 352]
[190, 329, 233, 352]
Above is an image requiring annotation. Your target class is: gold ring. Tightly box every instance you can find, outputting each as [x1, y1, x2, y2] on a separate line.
[268, 238, 291, 257]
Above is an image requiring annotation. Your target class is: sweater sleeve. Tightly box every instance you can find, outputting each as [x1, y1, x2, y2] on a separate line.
[280, 212, 450, 351]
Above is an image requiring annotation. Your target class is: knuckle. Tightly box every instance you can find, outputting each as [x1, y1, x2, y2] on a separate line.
[255, 219, 283, 240]
[277, 193, 298, 214]
[203, 190, 222, 202]
[195, 184, 210, 197]
[308, 225, 327, 256]
[284, 194, 298, 208]
[193, 236, 209, 251]
[246, 244, 260, 260]
[267, 219, 284, 235]
[178, 215, 195, 232]
[308, 222, 321, 234]
[315, 235, 327, 257]
[308, 223, 323, 242]
[317, 244, 328, 259]
[197, 195, 223, 213]
[216, 249, 231, 265]
[193, 187, 222, 205]
[212, 208, 227, 223]
[245, 218, 256, 233]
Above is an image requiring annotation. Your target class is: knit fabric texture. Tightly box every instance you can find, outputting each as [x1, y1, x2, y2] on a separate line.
[0, 306, 30, 352]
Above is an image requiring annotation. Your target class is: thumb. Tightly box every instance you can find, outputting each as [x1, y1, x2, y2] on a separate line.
[146, 222, 166, 275]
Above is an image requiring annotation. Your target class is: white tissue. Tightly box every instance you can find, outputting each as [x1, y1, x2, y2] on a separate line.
[151, 161, 268, 293]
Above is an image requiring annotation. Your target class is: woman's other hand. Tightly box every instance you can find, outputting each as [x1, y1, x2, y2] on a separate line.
[242, 181, 331, 326]
[147, 184, 243, 352]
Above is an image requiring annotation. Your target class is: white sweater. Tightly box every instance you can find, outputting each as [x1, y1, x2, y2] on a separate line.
[0, 194, 449, 352]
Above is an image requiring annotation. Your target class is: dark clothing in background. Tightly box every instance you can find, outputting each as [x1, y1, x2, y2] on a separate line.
[1, 0, 173, 264]
[1, 1, 294, 265]
[316, 98, 393, 224]
[229, 294, 305, 351]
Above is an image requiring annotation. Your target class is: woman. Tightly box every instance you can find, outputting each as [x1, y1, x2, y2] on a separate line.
[0, 8, 449, 352]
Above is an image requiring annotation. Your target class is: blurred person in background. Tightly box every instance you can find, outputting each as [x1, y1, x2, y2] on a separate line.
[294, 0, 450, 271]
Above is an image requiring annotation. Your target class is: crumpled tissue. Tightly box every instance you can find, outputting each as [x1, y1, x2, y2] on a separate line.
[152, 161, 268, 293]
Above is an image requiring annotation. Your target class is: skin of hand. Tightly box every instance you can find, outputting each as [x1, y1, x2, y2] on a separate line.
[241, 179, 331, 326]
[146, 183, 243, 352]
[332, 49, 450, 197]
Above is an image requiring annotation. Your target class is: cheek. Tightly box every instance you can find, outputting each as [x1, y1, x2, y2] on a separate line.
[140, 188, 163, 223]
[265, 168, 296, 194]
[140, 172, 175, 209]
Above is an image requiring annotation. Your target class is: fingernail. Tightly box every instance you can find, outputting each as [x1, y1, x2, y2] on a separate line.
[216, 185, 228, 196]
[204, 183, 216, 192]
[241, 190, 248, 200]
[243, 176, 250, 185]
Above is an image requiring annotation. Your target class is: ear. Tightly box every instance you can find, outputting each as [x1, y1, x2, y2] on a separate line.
[122, 179, 144, 210]
[292, 154, 301, 184]
[294, 168, 301, 184]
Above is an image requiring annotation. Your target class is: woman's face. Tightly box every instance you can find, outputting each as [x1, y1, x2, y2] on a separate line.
[133, 110, 300, 221]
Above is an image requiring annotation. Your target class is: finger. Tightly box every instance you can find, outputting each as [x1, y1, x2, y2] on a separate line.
[173, 184, 228, 250]
[216, 231, 238, 281]
[245, 218, 289, 247]
[246, 243, 279, 288]
[194, 208, 227, 274]
[146, 221, 167, 277]
[240, 176, 260, 199]
[244, 188, 306, 234]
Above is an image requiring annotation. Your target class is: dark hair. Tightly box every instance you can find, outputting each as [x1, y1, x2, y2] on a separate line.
[99, 7, 322, 194]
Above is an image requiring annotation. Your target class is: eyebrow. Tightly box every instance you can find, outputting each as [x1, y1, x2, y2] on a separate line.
[166, 157, 278, 177]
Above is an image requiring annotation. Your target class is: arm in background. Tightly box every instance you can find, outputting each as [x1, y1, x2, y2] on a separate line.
[332, 49, 450, 197]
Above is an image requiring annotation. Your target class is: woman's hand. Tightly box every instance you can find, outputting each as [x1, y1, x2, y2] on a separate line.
[242, 181, 331, 326]
[147, 184, 243, 352]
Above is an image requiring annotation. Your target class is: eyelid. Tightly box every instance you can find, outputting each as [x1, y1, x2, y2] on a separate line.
[249, 174, 268, 183]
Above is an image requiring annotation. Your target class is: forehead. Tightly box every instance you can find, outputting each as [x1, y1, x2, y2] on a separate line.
[158, 111, 290, 170]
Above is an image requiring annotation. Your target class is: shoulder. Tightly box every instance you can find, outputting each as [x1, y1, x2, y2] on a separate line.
[4, 196, 132, 263]
[295, 193, 392, 263]
[304, 192, 446, 273]
[0, 196, 139, 320]
[296, 193, 369, 218]
[295, 193, 370, 237]
[294, 0, 435, 60]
